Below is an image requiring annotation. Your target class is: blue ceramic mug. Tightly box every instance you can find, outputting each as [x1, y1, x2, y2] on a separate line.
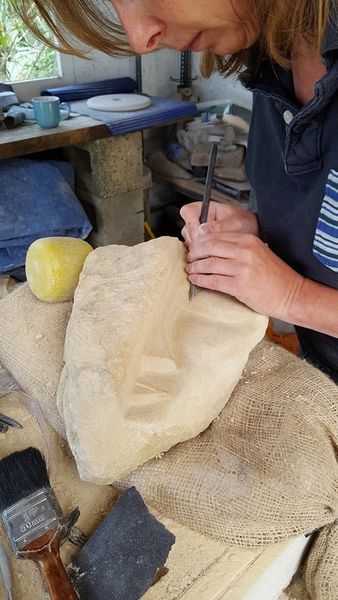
[32, 96, 71, 128]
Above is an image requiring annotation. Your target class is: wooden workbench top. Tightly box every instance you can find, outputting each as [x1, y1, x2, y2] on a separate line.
[0, 115, 109, 159]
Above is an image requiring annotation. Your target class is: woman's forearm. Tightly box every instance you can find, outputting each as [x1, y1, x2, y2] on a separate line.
[287, 277, 338, 338]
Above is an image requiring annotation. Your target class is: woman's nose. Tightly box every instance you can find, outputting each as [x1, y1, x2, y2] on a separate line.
[115, 4, 165, 53]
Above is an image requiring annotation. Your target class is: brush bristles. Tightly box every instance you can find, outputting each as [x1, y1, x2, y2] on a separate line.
[0, 447, 50, 512]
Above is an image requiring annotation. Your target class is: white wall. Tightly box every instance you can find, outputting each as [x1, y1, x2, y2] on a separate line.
[12, 48, 179, 100]
[12, 47, 251, 108]
[11, 50, 134, 100]
[142, 50, 252, 108]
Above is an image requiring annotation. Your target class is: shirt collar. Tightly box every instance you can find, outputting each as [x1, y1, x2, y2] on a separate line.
[322, 8, 338, 56]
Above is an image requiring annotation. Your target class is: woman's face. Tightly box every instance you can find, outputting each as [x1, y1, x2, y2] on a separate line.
[112, 0, 259, 55]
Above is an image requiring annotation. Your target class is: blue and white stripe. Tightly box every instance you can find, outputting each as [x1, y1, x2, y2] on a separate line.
[313, 169, 338, 272]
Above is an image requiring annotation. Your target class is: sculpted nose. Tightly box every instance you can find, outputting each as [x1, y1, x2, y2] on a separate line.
[116, 6, 165, 53]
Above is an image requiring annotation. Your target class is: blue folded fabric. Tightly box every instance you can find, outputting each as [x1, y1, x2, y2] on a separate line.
[70, 95, 198, 135]
[42, 77, 137, 102]
[0, 158, 92, 273]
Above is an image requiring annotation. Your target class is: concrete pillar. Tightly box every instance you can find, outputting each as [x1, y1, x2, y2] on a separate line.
[64, 132, 151, 246]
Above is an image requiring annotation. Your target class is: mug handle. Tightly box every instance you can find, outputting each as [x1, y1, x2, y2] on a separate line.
[60, 102, 71, 121]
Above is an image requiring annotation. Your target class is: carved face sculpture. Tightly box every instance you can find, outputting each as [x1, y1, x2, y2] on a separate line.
[111, 0, 259, 55]
[58, 238, 267, 483]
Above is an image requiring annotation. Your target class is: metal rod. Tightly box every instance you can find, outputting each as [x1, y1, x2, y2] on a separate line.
[0, 413, 23, 429]
[135, 55, 143, 93]
[180, 50, 192, 88]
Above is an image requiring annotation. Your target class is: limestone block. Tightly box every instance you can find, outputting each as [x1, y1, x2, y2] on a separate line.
[191, 143, 245, 168]
[147, 151, 193, 180]
[58, 237, 267, 484]
[64, 132, 143, 197]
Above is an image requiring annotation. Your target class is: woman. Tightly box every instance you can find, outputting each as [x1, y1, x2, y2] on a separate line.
[15, 0, 338, 381]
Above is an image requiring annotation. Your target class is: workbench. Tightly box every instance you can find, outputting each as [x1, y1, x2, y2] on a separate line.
[0, 116, 150, 247]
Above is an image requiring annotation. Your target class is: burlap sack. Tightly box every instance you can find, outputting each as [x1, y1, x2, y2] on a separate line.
[285, 523, 338, 600]
[0, 279, 337, 599]
[117, 341, 338, 548]
[302, 522, 338, 599]
[0, 283, 70, 436]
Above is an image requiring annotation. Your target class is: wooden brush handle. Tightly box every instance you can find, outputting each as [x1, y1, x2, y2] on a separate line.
[35, 543, 78, 599]
[19, 528, 78, 599]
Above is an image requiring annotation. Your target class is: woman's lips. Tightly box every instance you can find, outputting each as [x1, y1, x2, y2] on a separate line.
[189, 32, 204, 51]
[179, 32, 204, 52]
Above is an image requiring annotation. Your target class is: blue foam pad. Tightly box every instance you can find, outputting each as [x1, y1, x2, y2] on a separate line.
[42, 77, 137, 102]
[42, 78, 197, 135]
[70, 94, 197, 135]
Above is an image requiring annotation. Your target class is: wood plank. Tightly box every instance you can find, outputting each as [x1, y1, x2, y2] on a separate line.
[144, 512, 311, 600]
[0, 116, 109, 159]
[221, 536, 311, 600]
[0, 115, 193, 160]
[143, 514, 259, 600]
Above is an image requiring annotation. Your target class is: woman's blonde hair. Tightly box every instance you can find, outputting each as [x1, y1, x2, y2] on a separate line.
[202, 0, 333, 77]
[8, 0, 335, 74]
[9, 0, 131, 57]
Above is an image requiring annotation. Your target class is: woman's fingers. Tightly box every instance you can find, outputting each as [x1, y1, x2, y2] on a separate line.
[181, 223, 196, 246]
[180, 202, 260, 248]
[188, 273, 239, 297]
[187, 232, 251, 262]
[180, 201, 243, 234]
[198, 210, 258, 236]
[186, 255, 237, 277]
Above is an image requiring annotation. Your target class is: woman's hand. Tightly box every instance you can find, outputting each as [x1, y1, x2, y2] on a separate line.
[186, 230, 304, 319]
[181, 206, 338, 337]
[180, 201, 260, 247]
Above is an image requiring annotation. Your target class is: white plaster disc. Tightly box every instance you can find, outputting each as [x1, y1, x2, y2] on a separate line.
[87, 93, 152, 112]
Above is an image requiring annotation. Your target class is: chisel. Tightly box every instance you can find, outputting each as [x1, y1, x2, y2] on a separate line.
[189, 142, 218, 301]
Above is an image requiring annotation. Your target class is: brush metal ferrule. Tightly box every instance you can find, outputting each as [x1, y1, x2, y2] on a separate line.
[2, 487, 63, 553]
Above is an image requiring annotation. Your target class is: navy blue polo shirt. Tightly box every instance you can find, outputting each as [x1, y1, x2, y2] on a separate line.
[244, 18, 338, 381]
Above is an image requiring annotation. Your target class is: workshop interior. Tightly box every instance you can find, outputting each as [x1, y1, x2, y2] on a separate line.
[0, 1, 337, 599]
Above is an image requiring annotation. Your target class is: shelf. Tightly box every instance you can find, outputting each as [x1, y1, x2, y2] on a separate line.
[153, 174, 247, 208]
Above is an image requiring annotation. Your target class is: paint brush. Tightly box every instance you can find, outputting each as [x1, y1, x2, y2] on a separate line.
[0, 447, 77, 600]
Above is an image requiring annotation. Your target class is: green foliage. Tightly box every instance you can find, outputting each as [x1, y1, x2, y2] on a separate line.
[0, 0, 59, 82]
